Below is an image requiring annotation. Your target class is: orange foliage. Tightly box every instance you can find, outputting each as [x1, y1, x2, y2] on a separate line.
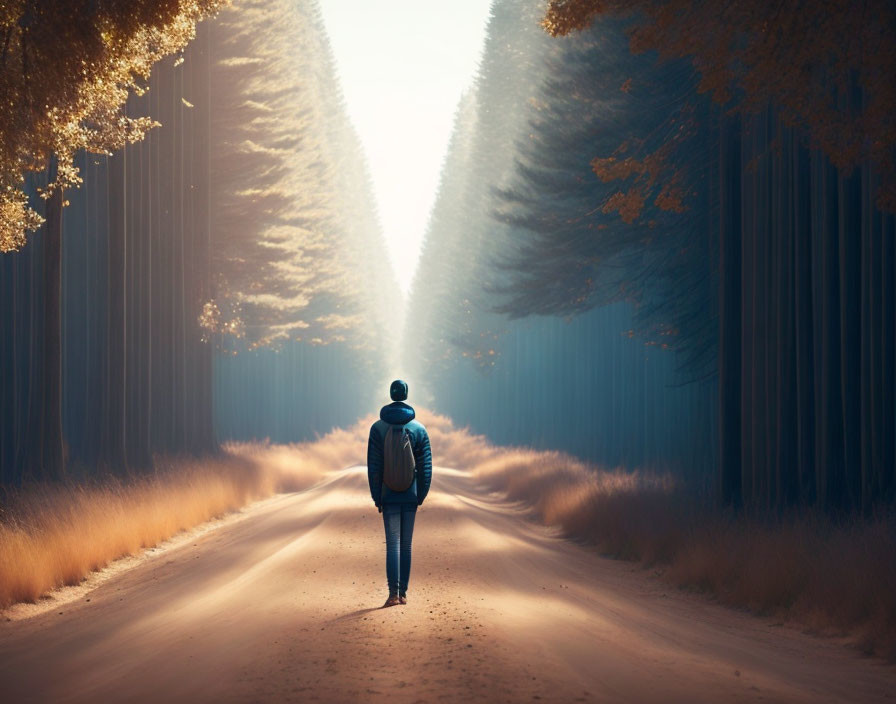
[601, 188, 645, 224]
[654, 179, 687, 213]
[544, 0, 896, 210]
[591, 155, 647, 182]
[591, 139, 684, 222]
[0, 0, 226, 251]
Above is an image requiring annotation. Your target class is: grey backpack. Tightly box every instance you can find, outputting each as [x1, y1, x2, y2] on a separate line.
[383, 424, 416, 492]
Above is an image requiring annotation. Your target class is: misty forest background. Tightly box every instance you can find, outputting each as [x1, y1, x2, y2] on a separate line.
[1, 0, 895, 523]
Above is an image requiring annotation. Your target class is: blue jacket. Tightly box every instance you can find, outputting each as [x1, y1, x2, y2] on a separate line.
[367, 402, 432, 506]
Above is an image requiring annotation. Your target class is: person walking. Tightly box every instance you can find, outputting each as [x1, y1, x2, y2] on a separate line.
[367, 379, 432, 607]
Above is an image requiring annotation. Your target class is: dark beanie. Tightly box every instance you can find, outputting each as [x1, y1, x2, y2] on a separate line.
[390, 379, 408, 401]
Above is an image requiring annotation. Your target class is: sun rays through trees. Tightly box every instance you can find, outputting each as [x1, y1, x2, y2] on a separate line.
[0, 1, 397, 483]
[0, 0, 894, 629]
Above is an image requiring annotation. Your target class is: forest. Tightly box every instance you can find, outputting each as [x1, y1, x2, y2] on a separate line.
[409, 0, 896, 513]
[1, 0, 896, 694]
[4, 0, 890, 511]
[0, 0, 397, 485]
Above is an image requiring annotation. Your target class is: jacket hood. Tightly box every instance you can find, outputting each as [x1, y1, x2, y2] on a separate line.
[380, 401, 415, 425]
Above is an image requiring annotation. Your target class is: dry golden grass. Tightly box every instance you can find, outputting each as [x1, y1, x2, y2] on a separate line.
[3, 409, 895, 659]
[668, 513, 896, 656]
[422, 411, 896, 660]
[0, 422, 369, 609]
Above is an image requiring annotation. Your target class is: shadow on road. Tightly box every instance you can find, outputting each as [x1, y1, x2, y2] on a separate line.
[327, 606, 381, 624]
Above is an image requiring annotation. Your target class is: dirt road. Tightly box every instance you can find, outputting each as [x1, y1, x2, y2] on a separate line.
[1, 466, 893, 703]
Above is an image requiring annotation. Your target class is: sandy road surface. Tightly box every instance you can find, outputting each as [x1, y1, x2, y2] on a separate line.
[1, 465, 894, 703]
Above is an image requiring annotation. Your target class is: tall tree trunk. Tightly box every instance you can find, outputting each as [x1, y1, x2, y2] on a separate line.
[793, 135, 815, 505]
[776, 123, 797, 508]
[882, 212, 896, 504]
[838, 167, 862, 511]
[860, 162, 876, 512]
[0, 239, 16, 482]
[38, 155, 65, 481]
[107, 149, 128, 473]
[718, 111, 742, 507]
[194, 22, 216, 453]
[819, 157, 844, 513]
[740, 117, 755, 509]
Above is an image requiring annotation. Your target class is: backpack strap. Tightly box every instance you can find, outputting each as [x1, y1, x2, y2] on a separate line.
[404, 424, 418, 478]
[379, 422, 390, 502]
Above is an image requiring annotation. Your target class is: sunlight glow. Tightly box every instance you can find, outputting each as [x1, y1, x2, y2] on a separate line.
[318, 0, 492, 295]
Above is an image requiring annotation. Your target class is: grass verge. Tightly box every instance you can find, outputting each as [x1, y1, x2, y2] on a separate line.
[0, 422, 368, 609]
[423, 410, 896, 660]
[3, 410, 894, 661]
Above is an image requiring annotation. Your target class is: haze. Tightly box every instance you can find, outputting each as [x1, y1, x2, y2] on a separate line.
[318, 0, 492, 293]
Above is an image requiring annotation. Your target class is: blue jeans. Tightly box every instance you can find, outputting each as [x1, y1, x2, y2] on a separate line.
[382, 503, 417, 596]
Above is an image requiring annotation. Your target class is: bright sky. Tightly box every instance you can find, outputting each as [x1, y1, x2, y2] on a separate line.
[318, 0, 493, 295]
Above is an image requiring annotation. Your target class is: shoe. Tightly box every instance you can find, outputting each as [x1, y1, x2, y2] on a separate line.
[398, 594, 407, 605]
[383, 594, 400, 608]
